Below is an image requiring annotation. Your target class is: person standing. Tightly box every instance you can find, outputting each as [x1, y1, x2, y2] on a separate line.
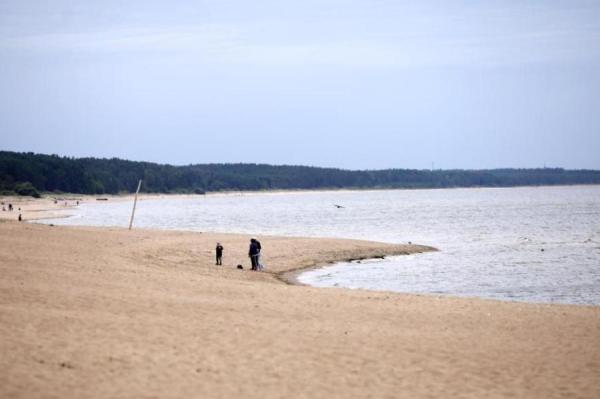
[249, 239, 259, 271]
[254, 238, 263, 271]
[215, 242, 223, 265]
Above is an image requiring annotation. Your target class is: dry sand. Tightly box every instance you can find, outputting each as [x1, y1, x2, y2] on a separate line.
[0, 205, 599, 398]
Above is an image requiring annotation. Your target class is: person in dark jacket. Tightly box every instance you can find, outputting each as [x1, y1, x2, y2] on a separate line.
[254, 238, 263, 271]
[249, 239, 259, 271]
[215, 242, 223, 265]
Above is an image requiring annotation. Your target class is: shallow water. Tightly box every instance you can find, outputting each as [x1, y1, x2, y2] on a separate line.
[40, 186, 600, 305]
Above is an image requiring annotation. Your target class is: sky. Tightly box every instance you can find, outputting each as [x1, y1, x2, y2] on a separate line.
[1, 0, 599, 170]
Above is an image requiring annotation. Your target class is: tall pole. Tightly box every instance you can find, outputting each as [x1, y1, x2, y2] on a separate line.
[128, 179, 142, 230]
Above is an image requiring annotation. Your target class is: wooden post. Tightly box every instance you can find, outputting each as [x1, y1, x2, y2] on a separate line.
[128, 180, 142, 230]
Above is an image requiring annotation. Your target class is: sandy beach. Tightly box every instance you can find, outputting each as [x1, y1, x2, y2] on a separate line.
[0, 194, 185, 222]
[0, 199, 599, 398]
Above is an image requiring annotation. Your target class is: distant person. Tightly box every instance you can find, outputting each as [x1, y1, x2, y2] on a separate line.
[8, 203, 13, 211]
[215, 242, 224, 265]
[254, 238, 263, 271]
[18, 213, 22, 222]
[249, 239, 259, 271]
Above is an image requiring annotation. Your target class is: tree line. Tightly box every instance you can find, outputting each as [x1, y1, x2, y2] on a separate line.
[1, 151, 600, 197]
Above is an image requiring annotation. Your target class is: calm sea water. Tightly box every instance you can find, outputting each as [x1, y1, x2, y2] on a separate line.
[39, 186, 600, 305]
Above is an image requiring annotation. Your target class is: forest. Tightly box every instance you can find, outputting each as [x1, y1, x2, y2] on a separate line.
[1, 151, 600, 197]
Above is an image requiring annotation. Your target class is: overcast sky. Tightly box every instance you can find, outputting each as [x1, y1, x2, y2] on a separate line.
[1, 1, 599, 169]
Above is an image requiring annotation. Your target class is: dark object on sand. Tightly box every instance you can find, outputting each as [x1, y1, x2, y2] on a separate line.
[237, 265, 243, 270]
[96, 198, 109, 201]
[334, 204, 344, 208]
[18, 214, 22, 222]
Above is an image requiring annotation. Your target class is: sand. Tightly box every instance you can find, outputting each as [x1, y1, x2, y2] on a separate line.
[0, 202, 599, 398]
[0, 196, 78, 221]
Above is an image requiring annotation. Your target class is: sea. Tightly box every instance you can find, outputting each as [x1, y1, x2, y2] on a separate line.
[39, 185, 600, 305]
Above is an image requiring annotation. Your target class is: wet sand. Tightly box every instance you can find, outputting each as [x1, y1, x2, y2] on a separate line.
[0, 203, 599, 398]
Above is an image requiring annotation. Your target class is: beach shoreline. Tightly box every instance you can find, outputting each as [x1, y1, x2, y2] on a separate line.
[1, 193, 439, 290]
[1, 197, 599, 398]
[275, 249, 436, 287]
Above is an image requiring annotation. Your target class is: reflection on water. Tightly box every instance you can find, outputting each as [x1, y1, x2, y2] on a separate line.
[40, 186, 600, 305]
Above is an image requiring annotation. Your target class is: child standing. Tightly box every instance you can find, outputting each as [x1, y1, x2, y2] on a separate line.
[215, 243, 224, 265]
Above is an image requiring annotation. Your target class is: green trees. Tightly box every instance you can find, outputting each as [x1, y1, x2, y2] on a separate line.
[13, 182, 41, 198]
[1, 151, 599, 196]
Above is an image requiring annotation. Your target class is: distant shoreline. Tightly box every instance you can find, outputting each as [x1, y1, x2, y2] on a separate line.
[28, 181, 600, 199]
